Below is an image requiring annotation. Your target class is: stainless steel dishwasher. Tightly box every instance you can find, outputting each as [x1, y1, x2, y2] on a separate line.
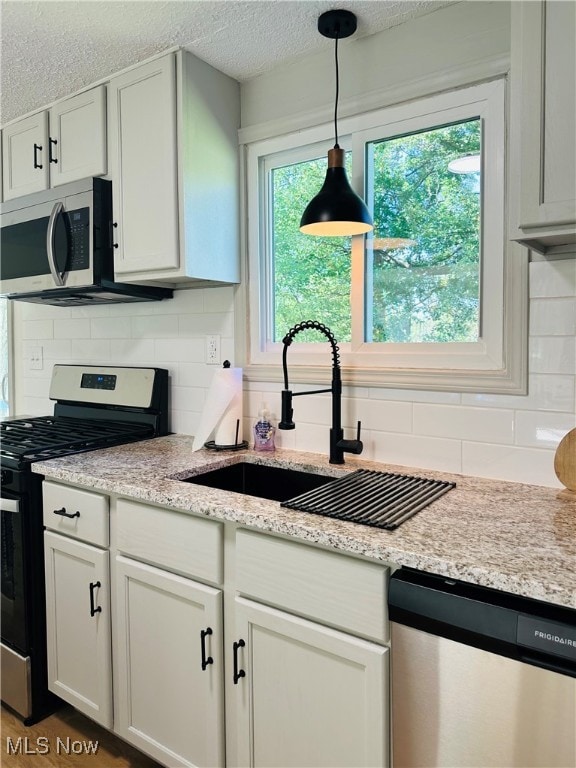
[389, 569, 576, 768]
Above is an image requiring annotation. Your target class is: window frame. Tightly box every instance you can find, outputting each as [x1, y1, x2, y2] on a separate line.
[244, 77, 528, 394]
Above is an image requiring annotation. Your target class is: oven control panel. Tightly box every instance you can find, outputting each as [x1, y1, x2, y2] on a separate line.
[49, 365, 165, 409]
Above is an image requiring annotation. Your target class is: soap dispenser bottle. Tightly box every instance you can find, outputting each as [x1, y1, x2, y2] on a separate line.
[253, 404, 276, 452]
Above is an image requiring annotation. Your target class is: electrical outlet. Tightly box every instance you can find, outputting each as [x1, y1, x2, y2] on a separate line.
[206, 335, 221, 365]
[29, 346, 44, 370]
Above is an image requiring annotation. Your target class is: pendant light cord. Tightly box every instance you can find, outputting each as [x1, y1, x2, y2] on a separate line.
[334, 35, 340, 148]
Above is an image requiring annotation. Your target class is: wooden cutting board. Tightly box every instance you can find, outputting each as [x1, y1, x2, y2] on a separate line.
[554, 428, 576, 492]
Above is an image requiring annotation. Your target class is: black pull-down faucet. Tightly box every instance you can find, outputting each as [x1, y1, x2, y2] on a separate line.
[278, 320, 363, 465]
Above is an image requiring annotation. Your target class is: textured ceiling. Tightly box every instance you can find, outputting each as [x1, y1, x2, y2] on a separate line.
[1, 0, 453, 124]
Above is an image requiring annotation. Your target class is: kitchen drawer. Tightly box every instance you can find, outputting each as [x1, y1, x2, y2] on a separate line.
[43, 481, 109, 547]
[236, 529, 389, 643]
[115, 499, 223, 585]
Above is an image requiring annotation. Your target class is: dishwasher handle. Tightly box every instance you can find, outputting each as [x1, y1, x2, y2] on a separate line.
[389, 568, 576, 677]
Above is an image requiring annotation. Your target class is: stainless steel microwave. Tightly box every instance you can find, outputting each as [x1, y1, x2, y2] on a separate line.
[0, 178, 172, 306]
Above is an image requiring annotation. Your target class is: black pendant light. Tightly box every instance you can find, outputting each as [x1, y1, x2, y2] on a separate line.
[300, 9, 373, 237]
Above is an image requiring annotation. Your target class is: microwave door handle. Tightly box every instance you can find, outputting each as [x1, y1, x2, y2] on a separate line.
[46, 201, 66, 286]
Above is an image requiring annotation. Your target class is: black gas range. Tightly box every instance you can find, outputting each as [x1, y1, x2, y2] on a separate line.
[0, 365, 169, 723]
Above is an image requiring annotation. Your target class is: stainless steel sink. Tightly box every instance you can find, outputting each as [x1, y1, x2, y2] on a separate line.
[180, 462, 335, 502]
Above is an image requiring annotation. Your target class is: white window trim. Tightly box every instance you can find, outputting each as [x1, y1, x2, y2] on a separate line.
[242, 78, 528, 394]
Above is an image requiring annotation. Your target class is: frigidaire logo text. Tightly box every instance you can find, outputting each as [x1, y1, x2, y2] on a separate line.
[534, 630, 575, 647]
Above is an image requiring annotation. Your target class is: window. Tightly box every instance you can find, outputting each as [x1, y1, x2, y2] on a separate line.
[246, 79, 527, 392]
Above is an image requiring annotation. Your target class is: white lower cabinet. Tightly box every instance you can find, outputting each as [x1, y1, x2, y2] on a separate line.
[44, 530, 112, 727]
[233, 596, 389, 768]
[43, 487, 391, 768]
[114, 556, 225, 768]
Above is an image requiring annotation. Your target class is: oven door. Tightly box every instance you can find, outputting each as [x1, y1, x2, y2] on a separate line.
[0, 181, 98, 295]
[1, 495, 27, 652]
[1, 492, 32, 718]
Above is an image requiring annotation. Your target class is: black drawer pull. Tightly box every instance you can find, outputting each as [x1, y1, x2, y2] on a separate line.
[49, 137, 58, 163]
[200, 627, 214, 671]
[53, 507, 80, 519]
[233, 639, 245, 684]
[33, 143, 43, 169]
[89, 581, 102, 617]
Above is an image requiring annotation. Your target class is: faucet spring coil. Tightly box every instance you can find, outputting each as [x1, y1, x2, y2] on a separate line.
[282, 320, 340, 368]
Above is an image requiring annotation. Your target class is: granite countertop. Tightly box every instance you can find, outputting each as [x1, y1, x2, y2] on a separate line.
[32, 435, 576, 610]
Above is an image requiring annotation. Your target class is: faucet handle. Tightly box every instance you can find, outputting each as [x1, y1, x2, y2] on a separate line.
[336, 421, 363, 456]
[278, 390, 295, 430]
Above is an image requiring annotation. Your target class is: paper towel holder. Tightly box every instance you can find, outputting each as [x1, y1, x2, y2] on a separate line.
[204, 364, 248, 450]
[204, 417, 249, 452]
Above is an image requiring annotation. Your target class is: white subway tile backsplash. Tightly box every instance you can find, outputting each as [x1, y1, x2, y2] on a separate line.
[529, 336, 576, 374]
[22, 377, 51, 398]
[371, 432, 462, 473]
[177, 363, 217, 389]
[22, 319, 53, 339]
[359, 398, 412, 433]
[514, 410, 576, 449]
[171, 386, 206, 413]
[109, 339, 155, 363]
[462, 442, 561, 487]
[203, 286, 235, 313]
[530, 259, 576, 298]
[294, 422, 332, 455]
[37, 340, 72, 360]
[171, 409, 202, 437]
[10, 257, 576, 488]
[70, 339, 110, 361]
[413, 403, 515, 444]
[154, 338, 205, 363]
[178, 312, 234, 337]
[90, 317, 130, 339]
[53, 318, 90, 339]
[69, 304, 111, 319]
[15, 303, 70, 321]
[131, 315, 179, 338]
[529, 298, 576, 336]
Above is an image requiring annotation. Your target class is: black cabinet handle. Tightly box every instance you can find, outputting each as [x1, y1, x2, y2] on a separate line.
[112, 222, 119, 249]
[233, 639, 246, 684]
[89, 581, 102, 617]
[200, 627, 214, 671]
[49, 137, 58, 163]
[53, 507, 80, 519]
[33, 143, 43, 169]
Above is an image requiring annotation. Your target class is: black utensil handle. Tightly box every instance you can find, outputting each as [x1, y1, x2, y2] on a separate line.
[53, 507, 80, 519]
[33, 143, 43, 169]
[201, 627, 214, 671]
[49, 137, 58, 163]
[233, 639, 246, 684]
[89, 581, 102, 617]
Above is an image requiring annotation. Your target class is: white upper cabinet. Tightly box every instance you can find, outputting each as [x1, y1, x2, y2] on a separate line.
[510, 0, 576, 254]
[2, 111, 49, 199]
[49, 86, 107, 186]
[107, 56, 180, 275]
[107, 50, 240, 285]
[2, 86, 107, 201]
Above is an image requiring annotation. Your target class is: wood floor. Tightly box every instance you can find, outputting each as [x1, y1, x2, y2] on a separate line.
[1, 704, 163, 767]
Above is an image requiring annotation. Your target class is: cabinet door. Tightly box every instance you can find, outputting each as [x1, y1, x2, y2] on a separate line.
[44, 531, 112, 727]
[234, 597, 389, 768]
[513, 1, 576, 238]
[49, 86, 107, 187]
[108, 54, 179, 275]
[114, 556, 225, 768]
[2, 112, 49, 199]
